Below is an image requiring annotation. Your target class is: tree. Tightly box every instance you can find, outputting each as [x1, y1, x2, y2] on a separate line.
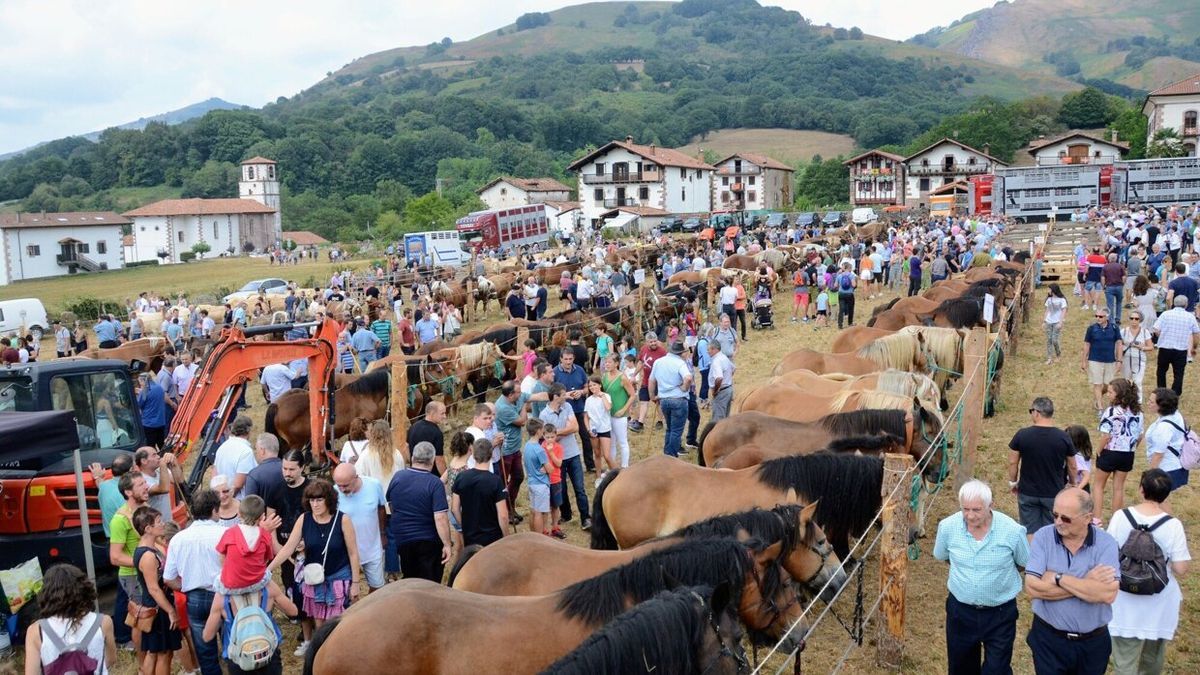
[795, 156, 848, 206]
[515, 12, 551, 31]
[182, 160, 238, 198]
[1147, 129, 1188, 158]
[190, 241, 212, 258]
[22, 183, 62, 212]
[1109, 108, 1148, 159]
[849, 26, 863, 40]
[833, 27, 848, 40]
[403, 192, 456, 230]
[1058, 87, 1117, 128]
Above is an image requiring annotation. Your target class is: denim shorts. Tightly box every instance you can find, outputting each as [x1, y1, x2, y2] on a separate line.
[549, 482, 563, 507]
[1084, 280, 1102, 291]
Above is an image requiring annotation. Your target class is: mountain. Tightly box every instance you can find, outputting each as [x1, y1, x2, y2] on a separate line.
[0, 97, 245, 160]
[909, 0, 1200, 91]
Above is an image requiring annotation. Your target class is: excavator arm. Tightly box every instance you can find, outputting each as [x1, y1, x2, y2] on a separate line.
[166, 317, 341, 492]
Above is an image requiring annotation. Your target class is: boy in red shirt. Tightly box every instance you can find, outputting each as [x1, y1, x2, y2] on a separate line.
[215, 495, 275, 594]
[542, 423, 566, 540]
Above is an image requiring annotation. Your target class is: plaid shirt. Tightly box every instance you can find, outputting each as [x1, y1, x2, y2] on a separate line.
[1153, 308, 1200, 351]
[934, 510, 1029, 607]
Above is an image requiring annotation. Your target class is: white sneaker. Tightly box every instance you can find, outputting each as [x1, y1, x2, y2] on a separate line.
[294, 641, 310, 657]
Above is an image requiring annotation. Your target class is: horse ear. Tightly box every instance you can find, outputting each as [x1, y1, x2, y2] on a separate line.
[784, 487, 799, 503]
[710, 581, 733, 616]
[662, 567, 684, 590]
[798, 501, 819, 527]
[752, 540, 784, 567]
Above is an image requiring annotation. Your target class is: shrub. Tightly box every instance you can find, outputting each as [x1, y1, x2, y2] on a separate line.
[180, 251, 197, 262]
[63, 297, 116, 320]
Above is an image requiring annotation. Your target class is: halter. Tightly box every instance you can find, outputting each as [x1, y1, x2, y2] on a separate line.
[693, 590, 751, 675]
[797, 536, 837, 589]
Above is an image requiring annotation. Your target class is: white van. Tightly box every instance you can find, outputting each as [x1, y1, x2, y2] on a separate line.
[0, 298, 50, 341]
[851, 207, 878, 225]
[404, 231, 471, 266]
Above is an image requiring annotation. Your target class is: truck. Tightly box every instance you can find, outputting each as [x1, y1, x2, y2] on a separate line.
[403, 231, 471, 267]
[969, 164, 1114, 220]
[455, 204, 551, 254]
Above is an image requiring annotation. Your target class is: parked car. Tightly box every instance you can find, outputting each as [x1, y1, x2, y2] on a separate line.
[764, 213, 789, 228]
[821, 211, 844, 227]
[0, 298, 49, 341]
[681, 217, 705, 233]
[793, 212, 819, 229]
[851, 207, 878, 225]
[223, 277, 288, 303]
[660, 217, 684, 233]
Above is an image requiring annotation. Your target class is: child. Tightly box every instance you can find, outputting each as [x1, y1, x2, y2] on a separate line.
[1065, 424, 1093, 493]
[666, 318, 680, 347]
[584, 375, 615, 483]
[593, 325, 614, 372]
[542, 423, 566, 539]
[815, 288, 830, 328]
[521, 418, 553, 536]
[215, 495, 274, 596]
[503, 338, 539, 377]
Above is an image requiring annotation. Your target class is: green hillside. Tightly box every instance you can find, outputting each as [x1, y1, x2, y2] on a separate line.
[910, 0, 1200, 89]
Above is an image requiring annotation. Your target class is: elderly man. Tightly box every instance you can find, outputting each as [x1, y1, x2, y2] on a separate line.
[163, 489, 225, 675]
[1081, 307, 1123, 411]
[632, 332, 667, 432]
[1024, 487, 1120, 675]
[706, 340, 735, 424]
[1152, 294, 1200, 395]
[649, 341, 693, 458]
[135, 446, 179, 519]
[387, 442, 452, 582]
[934, 480, 1029, 675]
[213, 415, 256, 498]
[172, 351, 199, 396]
[333, 462, 388, 592]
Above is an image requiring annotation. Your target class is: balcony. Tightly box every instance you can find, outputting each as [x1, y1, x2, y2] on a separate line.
[716, 166, 762, 176]
[1036, 155, 1118, 166]
[602, 197, 641, 208]
[907, 163, 991, 176]
[582, 171, 661, 184]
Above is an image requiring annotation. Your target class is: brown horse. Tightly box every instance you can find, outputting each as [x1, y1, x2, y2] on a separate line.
[741, 368, 944, 419]
[303, 537, 807, 674]
[771, 330, 929, 378]
[449, 503, 846, 604]
[77, 337, 169, 372]
[590, 454, 886, 563]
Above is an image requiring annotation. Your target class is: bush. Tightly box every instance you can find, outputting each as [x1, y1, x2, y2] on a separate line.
[124, 260, 159, 268]
[63, 297, 116, 320]
[180, 251, 197, 262]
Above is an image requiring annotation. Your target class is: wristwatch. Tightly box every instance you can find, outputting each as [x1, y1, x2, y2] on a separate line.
[1054, 573, 1063, 587]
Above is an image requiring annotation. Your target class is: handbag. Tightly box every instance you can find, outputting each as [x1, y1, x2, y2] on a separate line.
[301, 510, 339, 586]
[124, 600, 158, 632]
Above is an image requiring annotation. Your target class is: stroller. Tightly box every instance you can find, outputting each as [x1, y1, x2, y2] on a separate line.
[751, 288, 775, 330]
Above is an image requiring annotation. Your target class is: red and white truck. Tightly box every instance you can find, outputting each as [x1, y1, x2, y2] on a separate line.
[455, 204, 551, 253]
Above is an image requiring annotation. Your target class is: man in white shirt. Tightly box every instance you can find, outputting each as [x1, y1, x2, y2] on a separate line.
[53, 320, 71, 358]
[171, 351, 199, 396]
[213, 416, 257, 498]
[333, 463, 388, 591]
[1152, 295, 1200, 395]
[163, 489, 228, 675]
[706, 340, 736, 424]
[261, 362, 298, 404]
[718, 280, 739, 321]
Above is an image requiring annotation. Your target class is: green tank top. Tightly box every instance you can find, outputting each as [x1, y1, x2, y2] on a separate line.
[602, 372, 630, 418]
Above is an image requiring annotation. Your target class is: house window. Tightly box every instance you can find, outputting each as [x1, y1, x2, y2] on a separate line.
[638, 186, 649, 200]
[595, 162, 605, 176]
[919, 178, 930, 192]
[247, 166, 255, 180]
[968, 157, 977, 166]
[500, 187, 507, 196]
[267, 166, 275, 179]
[25, 245, 39, 256]
[97, 241, 107, 254]
[921, 159, 930, 167]
[1185, 111, 1198, 131]
[681, 187, 686, 201]
[722, 192, 730, 203]
[748, 176, 756, 186]
[747, 191, 757, 203]
[679, 168, 686, 180]
[78, 243, 89, 253]
[178, 231, 184, 243]
[722, 177, 729, 186]
[214, 222, 219, 238]
[140, 226, 145, 232]
[593, 188, 603, 202]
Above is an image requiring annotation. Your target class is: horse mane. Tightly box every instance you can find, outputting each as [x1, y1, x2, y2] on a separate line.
[856, 332, 919, 370]
[819, 408, 908, 440]
[1011, 251, 1031, 264]
[674, 504, 811, 558]
[542, 586, 725, 675]
[932, 297, 983, 328]
[897, 326, 964, 374]
[342, 367, 389, 396]
[825, 434, 903, 454]
[871, 297, 900, 317]
[456, 342, 497, 371]
[556, 538, 775, 634]
[831, 389, 911, 412]
[754, 454, 884, 547]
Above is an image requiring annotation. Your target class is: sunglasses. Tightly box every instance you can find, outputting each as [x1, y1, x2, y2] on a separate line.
[1053, 511, 1086, 524]
[1130, 316, 1142, 321]
[1095, 315, 1107, 319]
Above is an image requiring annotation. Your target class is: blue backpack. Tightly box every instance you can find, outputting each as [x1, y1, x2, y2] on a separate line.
[223, 589, 282, 671]
[838, 272, 854, 292]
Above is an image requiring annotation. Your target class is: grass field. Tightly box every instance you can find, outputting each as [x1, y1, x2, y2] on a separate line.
[677, 128, 858, 166]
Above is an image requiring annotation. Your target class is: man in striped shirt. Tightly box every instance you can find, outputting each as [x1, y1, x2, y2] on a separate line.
[370, 313, 393, 359]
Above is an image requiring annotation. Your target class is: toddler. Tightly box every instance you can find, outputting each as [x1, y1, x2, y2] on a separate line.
[215, 495, 274, 595]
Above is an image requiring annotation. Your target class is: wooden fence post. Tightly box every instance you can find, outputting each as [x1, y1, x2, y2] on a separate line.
[956, 328, 989, 491]
[877, 452, 914, 670]
[390, 360, 410, 457]
[464, 278, 474, 324]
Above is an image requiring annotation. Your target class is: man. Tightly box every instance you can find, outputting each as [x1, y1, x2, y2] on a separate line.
[408, 401, 447, 474]
[414, 310, 440, 347]
[718, 279, 738, 323]
[452, 438, 510, 547]
[528, 360, 554, 419]
[172, 351, 199, 397]
[53, 320, 70, 358]
[1165, 261, 1199, 312]
[835, 261, 858, 329]
[1102, 252, 1127, 323]
[350, 321, 382, 371]
[253, 448, 311, 652]
[243, 433, 283, 500]
[135, 372, 168, 449]
[633, 332, 667, 432]
[524, 275, 540, 320]
[933, 480, 1029, 675]
[649, 341, 693, 458]
[95, 314, 121, 349]
[1081, 307, 1123, 411]
[135, 446, 179, 519]
[88, 454, 134, 647]
[713, 313, 739, 360]
[1024, 488, 1120, 675]
[109, 473, 150, 651]
[553, 349, 593, 473]
[1152, 294, 1200, 395]
[707, 340, 735, 424]
[908, 249, 926, 297]
[539, 383, 590, 529]
[333, 462, 389, 592]
[261, 361, 298, 404]
[397, 309, 416, 355]
[163, 489, 226, 675]
[213, 415, 256, 498]
[1008, 397, 1078, 539]
[369, 312, 392, 359]
[387, 442, 452, 582]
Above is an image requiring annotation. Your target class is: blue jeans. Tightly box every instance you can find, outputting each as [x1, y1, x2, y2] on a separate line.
[186, 589, 221, 675]
[558, 455, 590, 522]
[685, 391, 701, 446]
[1105, 285, 1123, 323]
[112, 575, 132, 644]
[357, 349, 377, 372]
[660, 397, 688, 457]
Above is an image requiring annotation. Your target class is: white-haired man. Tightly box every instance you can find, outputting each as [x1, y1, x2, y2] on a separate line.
[933, 479, 1030, 675]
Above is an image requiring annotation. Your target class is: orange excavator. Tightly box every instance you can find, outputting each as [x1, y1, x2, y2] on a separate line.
[166, 317, 341, 493]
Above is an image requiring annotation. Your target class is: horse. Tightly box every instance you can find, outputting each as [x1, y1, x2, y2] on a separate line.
[771, 330, 930, 378]
[741, 368, 944, 418]
[302, 537, 807, 675]
[450, 503, 846, 603]
[739, 386, 942, 430]
[77, 337, 169, 373]
[590, 454, 884, 562]
[539, 584, 748, 675]
[828, 326, 966, 395]
[868, 295, 987, 331]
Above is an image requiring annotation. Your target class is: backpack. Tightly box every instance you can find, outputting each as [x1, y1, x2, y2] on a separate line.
[40, 616, 103, 675]
[1160, 419, 1200, 470]
[224, 589, 280, 671]
[1117, 509, 1173, 595]
[838, 273, 854, 292]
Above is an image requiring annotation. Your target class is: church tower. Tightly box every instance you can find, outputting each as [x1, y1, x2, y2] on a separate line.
[239, 156, 281, 236]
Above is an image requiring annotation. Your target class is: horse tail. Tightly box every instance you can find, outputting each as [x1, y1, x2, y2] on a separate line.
[303, 615, 341, 675]
[589, 468, 620, 550]
[447, 545, 483, 587]
[696, 421, 715, 466]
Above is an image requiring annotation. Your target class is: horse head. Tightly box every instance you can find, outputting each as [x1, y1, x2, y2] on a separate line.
[740, 539, 807, 655]
[781, 502, 847, 605]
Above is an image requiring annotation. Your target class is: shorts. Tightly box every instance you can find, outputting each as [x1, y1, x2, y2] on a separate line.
[817, 309, 828, 317]
[1017, 493, 1056, 533]
[794, 291, 809, 305]
[1167, 468, 1189, 491]
[860, 270, 872, 281]
[1084, 279, 1102, 291]
[528, 483, 550, 513]
[549, 481, 563, 508]
[1125, 276, 1137, 290]
[638, 385, 651, 402]
[1087, 360, 1117, 385]
[874, 272, 883, 282]
[362, 557, 385, 589]
[1077, 272, 1085, 284]
[591, 430, 611, 439]
[1095, 449, 1134, 474]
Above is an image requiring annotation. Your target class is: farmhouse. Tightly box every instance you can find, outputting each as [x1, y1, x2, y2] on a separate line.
[1143, 72, 1200, 156]
[281, 231, 329, 247]
[711, 153, 793, 211]
[477, 176, 573, 209]
[1021, 131, 1128, 166]
[844, 150, 907, 208]
[569, 136, 714, 226]
[0, 211, 130, 285]
[903, 138, 1007, 206]
[542, 200, 581, 239]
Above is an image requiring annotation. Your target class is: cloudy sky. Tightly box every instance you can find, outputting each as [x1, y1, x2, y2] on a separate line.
[0, 0, 995, 154]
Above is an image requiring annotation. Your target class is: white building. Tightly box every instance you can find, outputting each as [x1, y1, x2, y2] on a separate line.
[903, 138, 1007, 206]
[477, 177, 572, 210]
[1143, 73, 1200, 156]
[238, 156, 281, 233]
[123, 198, 277, 264]
[0, 211, 130, 285]
[844, 150, 907, 207]
[542, 201, 581, 240]
[1023, 131, 1128, 166]
[568, 136, 714, 226]
[711, 153, 793, 210]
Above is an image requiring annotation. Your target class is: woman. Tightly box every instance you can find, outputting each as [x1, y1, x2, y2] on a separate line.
[340, 417, 370, 464]
[211, 475, 241, 528]
[1144, 387, 1190, 493]
[132, 506, 182, 675]
[584, 375, 615, 483]
[601, 353, 635, 468]
[1106, 469, 1191, 675]
[358, 419, 407, 483]
[1093, 378, 1145, 523]
[72, 320, 88, 355]
[441, 303, 462, 339]
[24, 564, 116, 675]
[1044, 283, 1068, 365]
[1132, 275, 1159, 328]
[268, 478, 360, 647]
[1121, 311, 1154, 402]
[442, 431, 473, 556]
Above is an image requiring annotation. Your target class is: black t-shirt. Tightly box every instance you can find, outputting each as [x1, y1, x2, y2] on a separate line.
[271, 479, 307, 546]
[452, 469, 507, 547]
[1009, 426, 1076, 498]
[408, 420, 444, 456]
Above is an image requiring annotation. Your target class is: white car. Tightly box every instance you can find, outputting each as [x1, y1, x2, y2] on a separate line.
[851, 207, 878, 225]
[0, 298, 49, 341]
[222, 278, 288, 304]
